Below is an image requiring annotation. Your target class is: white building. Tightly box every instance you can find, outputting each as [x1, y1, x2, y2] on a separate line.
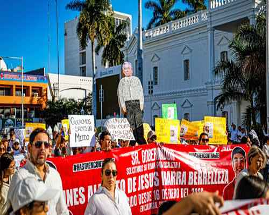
[122, 0, 263, 127]
[47, 73, 92, 101]
[64, 11, 132, 77]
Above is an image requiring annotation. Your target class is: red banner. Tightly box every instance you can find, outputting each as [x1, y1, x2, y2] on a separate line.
[48, 143, 249, 215]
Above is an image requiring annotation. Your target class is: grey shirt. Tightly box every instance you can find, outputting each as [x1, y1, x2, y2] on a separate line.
[8, 160, 69, 215]
[84, 186, 132, 215]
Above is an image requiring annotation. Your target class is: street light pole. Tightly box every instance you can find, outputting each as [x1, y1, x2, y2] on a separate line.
[55, 0, 60, 98]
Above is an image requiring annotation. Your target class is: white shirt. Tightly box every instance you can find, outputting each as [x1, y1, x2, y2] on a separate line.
[117, 76, 144, 112]
[8, 160, 69, 215]
[84, 186, 132, 215]
[230, 129, 238, 142]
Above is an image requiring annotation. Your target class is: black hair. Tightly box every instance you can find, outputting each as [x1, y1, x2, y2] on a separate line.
[101, 158, 116, 174]
[241, 136, 248, 144]
[99, 130, 111, 141]
[235, 175, 269, 199]
[0, 153, 14, 202]
[199, 132, 208, 142]
[232, 147, 246, 159]
[158, 201, 177, 215]
[29, 128, 50, 144]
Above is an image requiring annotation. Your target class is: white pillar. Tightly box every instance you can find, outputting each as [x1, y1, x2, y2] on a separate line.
[207, 11, 215, 116]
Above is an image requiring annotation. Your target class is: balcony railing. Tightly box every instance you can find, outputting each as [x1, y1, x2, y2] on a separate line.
[210, 0, 236, 9]
[144, 10, 208, 40]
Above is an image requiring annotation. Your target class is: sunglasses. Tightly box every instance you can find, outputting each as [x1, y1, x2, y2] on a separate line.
[104, 169, 117, 177]
[33, 141, 50, 149]
[202, 138, 209, 143]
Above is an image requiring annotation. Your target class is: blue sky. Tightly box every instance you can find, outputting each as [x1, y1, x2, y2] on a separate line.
[0, 0, 190, 74]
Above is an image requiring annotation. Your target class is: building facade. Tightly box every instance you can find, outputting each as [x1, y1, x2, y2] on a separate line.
[123, 0, 262, 127]
[64, 11, 132, 77]
[47, 73, 92, 101]
[0, 70, 48, 128]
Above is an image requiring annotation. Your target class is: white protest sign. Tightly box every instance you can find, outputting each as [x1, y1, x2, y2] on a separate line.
[104, 118, 135, 140]
[68, 115, 95, 147]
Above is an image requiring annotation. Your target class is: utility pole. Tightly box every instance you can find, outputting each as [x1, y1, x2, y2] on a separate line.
[137, 0, 143, 83]
[266, 0, 269, 133]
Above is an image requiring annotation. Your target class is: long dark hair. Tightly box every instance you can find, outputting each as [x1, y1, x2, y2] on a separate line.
[235, 175, 269, 199]
[0, 153, 14, 202]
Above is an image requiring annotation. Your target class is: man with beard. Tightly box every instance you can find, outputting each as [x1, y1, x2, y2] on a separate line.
[8, 128, 69, 215]
[222, 147, 246, 200]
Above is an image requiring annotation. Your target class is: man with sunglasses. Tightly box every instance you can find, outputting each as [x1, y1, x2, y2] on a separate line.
[8, 128, 69, 215]
[198, 133, 209, 145]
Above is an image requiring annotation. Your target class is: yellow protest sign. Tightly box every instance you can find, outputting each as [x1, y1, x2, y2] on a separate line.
[180, 119, 199, 140]
[155, 118, 180, 144]
[61, 119, 70, 140]
[204, 116, 227, 145]
[25, 123, 46, 142]
[192, 121, 204, 139]
[143, 123, 151, 141]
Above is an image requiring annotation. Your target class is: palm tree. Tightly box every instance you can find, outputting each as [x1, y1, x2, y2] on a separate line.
[182, 0, 206, 13]
[215, 15, 266, 128]
[66, 0, 112, 114]
[145, 0, 186, 30]
[95, 19, 128, 67]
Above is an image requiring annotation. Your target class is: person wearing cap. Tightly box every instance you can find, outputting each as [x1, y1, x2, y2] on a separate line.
[222, 147, 246, 200]
[8, 128, 69, 215]
[9, 176, 59, 215]
[147, 130, 157, 144]
[12, 139, 22, 156]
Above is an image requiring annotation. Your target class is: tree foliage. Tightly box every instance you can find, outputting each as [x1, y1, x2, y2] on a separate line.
[215, 15, 266, 128]
[41, 94, 92, 128]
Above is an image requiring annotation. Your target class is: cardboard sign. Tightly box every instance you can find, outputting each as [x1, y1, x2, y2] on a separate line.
[155, 118, 180, 143]
[204, 116, 227, 145]
[143, 123, 151, 141]
[162, 104, 177, 120]
[68, 115, 95, 147]
[180, 119, 199, 140]
[25, 123, 46, 142]
[104, 118, 135, 140]
[61, 119, 70, 140]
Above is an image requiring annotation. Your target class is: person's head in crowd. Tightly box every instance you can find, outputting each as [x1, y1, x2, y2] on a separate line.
[9, 129, 15, 140]
[12, 139, 20, 150]
[227, 139, 233, 145]
[0, 153, 15, 193]
[231, 147, 246, 177]
[198, 133, 209, 145]
[247, 146, 266, 175]
[265, 135, 269, 145]
[231, 123, 236, 130]
[241, 136, 252, 146]
[101, 158, 117, 191]
[158, 201, 177, 215]
[28, 128, 50, 167]
[234, 175, 269, 200]
[0, 140, 6, 156]
[99, 131, 112, 152]
[147, 130, 157, 144]
[9, 177, 58, 215]
[238, 126, 242, 132]
[119, 139, 130, 148]
[72, 147, 82, 155]
[121, 62, 133, 77]
[111, 139, 119, 149]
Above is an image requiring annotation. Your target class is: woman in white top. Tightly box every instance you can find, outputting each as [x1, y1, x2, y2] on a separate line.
[84, 158, 132, 215]
[0, 153, 15, 215]
[233, 146, 267, 199]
